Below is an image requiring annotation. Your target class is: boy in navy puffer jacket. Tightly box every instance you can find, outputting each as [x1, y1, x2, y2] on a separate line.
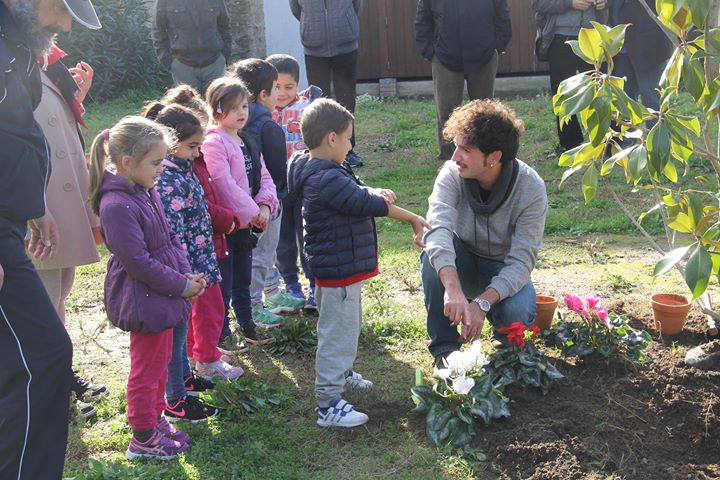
[287, 99, 429, 428]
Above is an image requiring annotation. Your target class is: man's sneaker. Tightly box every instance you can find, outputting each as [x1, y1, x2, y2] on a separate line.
[165, 396, 218, 423]
[304, 290, 317, 313]
[156, 415, 191, 445]
[242, 323, 276, 345]
[344, 371, 373, 392]
[184, 373, 215, 397]
[316, 399, 369, 428]
[285, 282, 305, 301]
[74, 399, 96, 419]
[265, 289, 305, 314]
[251, 305, 283, 329]
[71, 371, 109, 400]
[217, 332, 250, 354]
[126, 428, 187, 461]
[345, 151, 364, 168]
[196, 360, 244, 381]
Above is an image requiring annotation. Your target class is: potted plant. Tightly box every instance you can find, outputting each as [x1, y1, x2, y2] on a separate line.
[650, 293, 691, 335]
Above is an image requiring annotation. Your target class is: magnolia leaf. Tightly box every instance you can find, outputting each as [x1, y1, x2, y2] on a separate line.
[653, 244, 693, 276]
[592, 21, 629, 59]
[560, 164, 584, 187]
[668, 212, 694, 233]
[687, 193, 705, 228]
[562, 83, 595, 117]
[675, 115, 701, 136]
[627, 145, 648, 180]
[706, 77, 720, 112]
[711, 252, 720, 275]
[582, 164, 599, 203]
[682, 56, 706, 102]
[706, 27, 720, 52]
[663, 160, 679, 182]
[638, 202, 662, 223]
[578, 26, 605, 64]
[567, 40, 596, 65]
[660, 48, 683, 89]
[671, 138, 694, 163]
[558, 143, 587, 167]
[688, 0, 711, 29]
[685, 244, 712, 299]
[601, 145, 635, 176]
[647, 122, 671, 179]
[587, 93, 612, 147]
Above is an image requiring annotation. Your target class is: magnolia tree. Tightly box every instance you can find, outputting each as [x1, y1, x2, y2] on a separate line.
[554, 0, 720, 334]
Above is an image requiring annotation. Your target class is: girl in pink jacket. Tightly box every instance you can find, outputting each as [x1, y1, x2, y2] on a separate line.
[202, 77, 278, 345]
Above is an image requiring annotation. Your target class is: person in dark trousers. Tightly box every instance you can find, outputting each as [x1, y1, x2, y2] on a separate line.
[415, 0, 512, 161]
[289, 0, 364, 167]
[532, 0, 607, 150]
[0, 1, 101, 478]
[608, 0, 671, 114]
[152, 0, 232, 95]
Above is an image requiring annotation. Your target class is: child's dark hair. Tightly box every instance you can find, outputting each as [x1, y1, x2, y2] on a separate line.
[229, 58, 278, 103]
[88, 116, 175, 215]
[143, 102, 203, 142]
[266, 54, 300, 83]
[443, 99, 524, 164]
[160, 84, 210, 126]
[205, 76, 249, 122]
[300, 98, 354, 149]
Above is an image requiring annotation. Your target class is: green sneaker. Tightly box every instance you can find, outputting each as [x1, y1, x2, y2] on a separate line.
[252, 304, 283, 329]
[265, 289, 305, 314]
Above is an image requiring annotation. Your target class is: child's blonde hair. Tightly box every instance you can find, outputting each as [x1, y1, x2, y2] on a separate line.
[205, 76, 249, 122]
[88, 116, 176, 215]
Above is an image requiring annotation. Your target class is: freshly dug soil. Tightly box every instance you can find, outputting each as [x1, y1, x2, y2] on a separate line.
[469, 313, 720, 479]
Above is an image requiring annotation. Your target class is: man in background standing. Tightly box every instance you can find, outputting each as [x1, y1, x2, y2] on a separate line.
[415, 0, 512, 161]
[152, 0, 232, 94]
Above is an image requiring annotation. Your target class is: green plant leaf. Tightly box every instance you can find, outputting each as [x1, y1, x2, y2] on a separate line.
[411, 385, 434, 413]
[601, 145, 635, 176]
[653, 244, 694, 276]
[668, 212, 694, 233]
[687, 0, 711, 29]
[647, 122, 671, 179]
[448, 417, 474, 448]
[470, 398, 492, 424]
[582, 164, 599, 203]
[627, 145, 648, 180]
[682, 56, 706, 101]
[685, 244, 712, 299]
[687, 193, 705, 228]
[567, 40, 596, 65]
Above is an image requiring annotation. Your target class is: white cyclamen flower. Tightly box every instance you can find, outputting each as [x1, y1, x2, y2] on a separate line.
[434, 368, 452, 380]
[445, 350, 467, 374]
[467, 340, 488, 368]
[452, 375, 475, 396]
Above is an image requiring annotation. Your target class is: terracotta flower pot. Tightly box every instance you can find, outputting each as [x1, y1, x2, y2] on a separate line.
[534, 295, 559, 331]
[651, 293, 691, 335]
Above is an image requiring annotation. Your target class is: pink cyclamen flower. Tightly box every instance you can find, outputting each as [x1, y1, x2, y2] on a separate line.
[595, 307, 610, 328]
[585, 294, 602, 310]
[564, 293, 590, 318]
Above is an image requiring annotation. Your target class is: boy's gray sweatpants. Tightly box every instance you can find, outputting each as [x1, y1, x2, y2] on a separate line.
[315, 282, 363, 408]
[250, 205, 283, 306]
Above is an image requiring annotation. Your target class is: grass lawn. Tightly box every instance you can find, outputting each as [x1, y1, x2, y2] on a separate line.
[63, 91, 712, 479]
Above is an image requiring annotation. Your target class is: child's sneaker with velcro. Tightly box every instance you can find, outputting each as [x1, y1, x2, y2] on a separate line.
[251, 304, 283, 329]
[126, 428, 187, 461]
[317, 399, 369, 428]
[195, 359, 244, 381]
[164, 396, 218, 423]
[184, 372, 215, 396]
[265, 288, 305, 314]
[344, 370, 373, 392]
[304, 290, 318, 313]
[285, 282, 305, 301]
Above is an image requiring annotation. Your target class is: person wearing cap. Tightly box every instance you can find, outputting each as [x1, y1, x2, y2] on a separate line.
[152, 0, 232, 95]
[0, 1, 100, 479]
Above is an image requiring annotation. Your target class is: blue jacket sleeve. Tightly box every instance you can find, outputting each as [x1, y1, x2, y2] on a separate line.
[260, 121, 288, 194]
[318, 170, 389, 218]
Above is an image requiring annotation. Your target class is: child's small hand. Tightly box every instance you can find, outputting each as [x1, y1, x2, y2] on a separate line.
[252, 205, 270, 230]
[409, 215, 432, 248]
[373, 188, 397, 205]
[183, 278, 204, 299]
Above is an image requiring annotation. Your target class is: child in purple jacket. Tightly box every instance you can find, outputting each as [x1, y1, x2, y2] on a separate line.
[87, 116, 205, 461]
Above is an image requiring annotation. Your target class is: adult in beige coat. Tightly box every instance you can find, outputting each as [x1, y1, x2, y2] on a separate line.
[32, 56, 100, 322]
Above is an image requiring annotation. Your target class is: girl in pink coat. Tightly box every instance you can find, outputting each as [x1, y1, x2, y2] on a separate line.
[202, 77, 278, 345]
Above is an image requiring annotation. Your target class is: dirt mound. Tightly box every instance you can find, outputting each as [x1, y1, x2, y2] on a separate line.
[463, 321, 720, 479]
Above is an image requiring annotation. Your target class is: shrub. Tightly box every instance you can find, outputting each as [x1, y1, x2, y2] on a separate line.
[56, 0, 170, 102]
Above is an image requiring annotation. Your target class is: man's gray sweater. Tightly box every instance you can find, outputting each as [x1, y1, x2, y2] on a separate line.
[424, 160, 548, 301]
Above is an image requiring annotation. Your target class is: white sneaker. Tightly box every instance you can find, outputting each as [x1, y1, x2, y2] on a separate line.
[344, 371, 373, 392]
[316, 399, 369, 428]
[195, 360, 244, 381]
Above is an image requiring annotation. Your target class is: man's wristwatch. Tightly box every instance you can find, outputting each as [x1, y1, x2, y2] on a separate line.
[472, 297, 491, 313]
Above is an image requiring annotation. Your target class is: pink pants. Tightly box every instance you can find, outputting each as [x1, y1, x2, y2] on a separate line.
[127, 329, 173, 431]
[187, 283, 224, 363]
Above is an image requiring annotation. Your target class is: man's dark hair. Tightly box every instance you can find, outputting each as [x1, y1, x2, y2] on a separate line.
[230, 58, 278, 103]
[266, 54, 300, 83]
[443, 99, 525, 164]
[301, 99, 354, 150]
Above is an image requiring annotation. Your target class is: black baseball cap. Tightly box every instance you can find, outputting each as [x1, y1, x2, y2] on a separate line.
[63, 0, 102, 30]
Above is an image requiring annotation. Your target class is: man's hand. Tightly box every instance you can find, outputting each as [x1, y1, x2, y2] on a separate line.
[594, 0, 607, 9]
[443, 286, 470, 326]
[572, 0, 593, 10]
[0, 263, 4, 292]
[28, 211, 60, 261]
[460, 302, 486, 343]
[69, 62, 93, 104]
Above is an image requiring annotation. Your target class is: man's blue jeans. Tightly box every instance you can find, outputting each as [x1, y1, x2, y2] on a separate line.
[421, 236, 536, 358]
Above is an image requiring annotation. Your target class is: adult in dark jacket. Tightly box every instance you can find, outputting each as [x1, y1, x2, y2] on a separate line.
[532, 0, 606, 150]
[609, 0, 671, 113]
[289, 0, 365, 167]
[0, 1, 101, 478]
[152, 0, 232, 94]
[415, 0, 512, 160]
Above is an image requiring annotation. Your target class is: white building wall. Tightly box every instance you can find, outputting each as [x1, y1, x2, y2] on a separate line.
[263, 1, 308, 89]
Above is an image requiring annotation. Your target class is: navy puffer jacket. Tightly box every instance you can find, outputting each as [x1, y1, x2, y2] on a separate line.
[287, 152, 388, 281]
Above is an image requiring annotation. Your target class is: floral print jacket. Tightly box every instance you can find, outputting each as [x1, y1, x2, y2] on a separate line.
[157, 155, 221, 287]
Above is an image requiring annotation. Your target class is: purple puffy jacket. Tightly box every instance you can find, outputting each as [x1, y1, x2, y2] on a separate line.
[99, 171, 191, 333]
